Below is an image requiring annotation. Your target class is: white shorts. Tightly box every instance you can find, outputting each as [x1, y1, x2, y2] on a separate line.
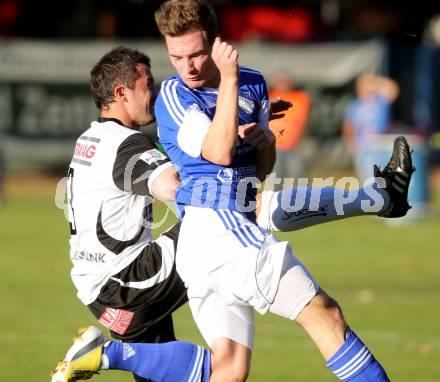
[177, 206, 318, 349]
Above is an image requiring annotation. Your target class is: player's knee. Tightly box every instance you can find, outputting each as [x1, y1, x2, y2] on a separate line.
[321, 291, 345, 325]
[314, 290, 344, 321]
[296, 289, 346, 328]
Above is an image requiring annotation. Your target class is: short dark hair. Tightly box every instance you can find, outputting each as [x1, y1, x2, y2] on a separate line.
[154, 0, 218, 45]
[90, 46, 150, 110]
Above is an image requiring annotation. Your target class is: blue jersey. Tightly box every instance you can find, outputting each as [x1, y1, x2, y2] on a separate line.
[155, 66, 270, 220]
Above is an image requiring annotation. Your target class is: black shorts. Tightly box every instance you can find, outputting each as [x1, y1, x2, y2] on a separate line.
[88, 222, 188, 344]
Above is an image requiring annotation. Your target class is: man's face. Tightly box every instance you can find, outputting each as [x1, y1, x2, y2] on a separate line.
[125, 64, 156, 126]
[165, 29, 217, 88]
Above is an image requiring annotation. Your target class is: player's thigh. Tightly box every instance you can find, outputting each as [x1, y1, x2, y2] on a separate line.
[269, 246, 319, 320]
[211, 338, 252, 382]
[189, 291, 255, 350]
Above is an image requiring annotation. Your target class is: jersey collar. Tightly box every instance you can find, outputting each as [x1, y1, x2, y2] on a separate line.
[97, 117, 139, 130]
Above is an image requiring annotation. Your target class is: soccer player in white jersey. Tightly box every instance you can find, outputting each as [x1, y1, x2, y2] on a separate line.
[51, 46, 212, 382]
[154, 1, 412, 381]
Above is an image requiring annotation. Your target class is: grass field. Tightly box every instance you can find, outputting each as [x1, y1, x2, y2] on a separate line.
[1, 176, 439, 381]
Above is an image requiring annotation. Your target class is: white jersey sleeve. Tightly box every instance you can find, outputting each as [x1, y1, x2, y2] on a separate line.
[112, 132, 170, 196]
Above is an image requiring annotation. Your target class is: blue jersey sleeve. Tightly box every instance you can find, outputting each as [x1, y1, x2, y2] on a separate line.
[156, 78, 193, 144]
[258, 76, 270, 129]
[260, 73, 269, 102]
[238, 67, 269, 128]
[156, 78, 203, 160]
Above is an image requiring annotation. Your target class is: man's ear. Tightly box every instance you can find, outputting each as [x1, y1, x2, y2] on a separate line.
[114, 84, 127, 102]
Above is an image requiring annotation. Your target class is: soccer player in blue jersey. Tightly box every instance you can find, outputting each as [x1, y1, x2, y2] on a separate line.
[154, 1, 412, 381]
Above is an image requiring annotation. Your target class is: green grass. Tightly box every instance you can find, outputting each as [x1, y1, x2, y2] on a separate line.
[1, 187, 439, 381]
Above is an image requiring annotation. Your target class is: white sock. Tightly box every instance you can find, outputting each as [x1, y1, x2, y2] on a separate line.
[257, 183, 390, 232]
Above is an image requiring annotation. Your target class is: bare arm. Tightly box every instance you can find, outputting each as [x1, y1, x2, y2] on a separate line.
[255, 97, 293, 179]
[255, 140, 276, 182]
[255, 96, 276, 181]
[149, 165, 180, 201]
[239, 122, 276, 182]
[201, 37, 239, 166]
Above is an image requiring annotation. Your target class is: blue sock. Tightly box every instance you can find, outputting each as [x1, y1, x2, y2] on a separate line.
[102, 340, 210, 382]
[326, 331, 390, 381]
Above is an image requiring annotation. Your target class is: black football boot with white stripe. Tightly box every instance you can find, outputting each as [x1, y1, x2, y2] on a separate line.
[375, 136, 415, 218]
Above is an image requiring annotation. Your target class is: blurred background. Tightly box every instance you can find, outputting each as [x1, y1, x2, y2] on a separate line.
[1, 0, 440, 213]
[0, 0, 440, 173]
[0, 1, 439, 381]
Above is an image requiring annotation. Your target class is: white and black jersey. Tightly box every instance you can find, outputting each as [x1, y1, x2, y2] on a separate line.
[67, 119, 175, 305]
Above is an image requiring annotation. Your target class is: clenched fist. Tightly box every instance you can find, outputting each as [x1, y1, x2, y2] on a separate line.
[211, 37, 239, 78]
